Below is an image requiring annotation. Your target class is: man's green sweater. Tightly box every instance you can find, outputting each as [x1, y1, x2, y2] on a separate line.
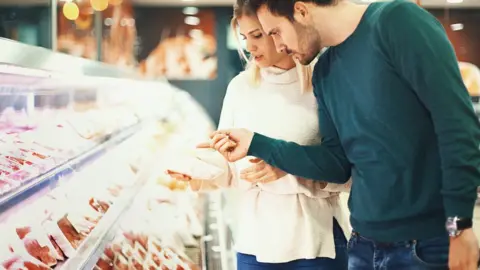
[247, 0, 480, 242]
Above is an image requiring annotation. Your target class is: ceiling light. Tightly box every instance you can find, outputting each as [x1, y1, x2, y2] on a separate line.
[447, 0, 463, 3]
[183, 7, 199, 15]
[451, 23, 464, 31]
[63, 2, 79, 21]
[91, 0, 109, 11]
[184, 16, 200, 26]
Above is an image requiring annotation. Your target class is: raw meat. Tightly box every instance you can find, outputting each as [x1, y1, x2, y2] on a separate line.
[57, 215, 85, 249]
[15, 226, 60, 266]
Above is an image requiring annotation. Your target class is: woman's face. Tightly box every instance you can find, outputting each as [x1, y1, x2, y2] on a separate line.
[237, 15, 288, 68]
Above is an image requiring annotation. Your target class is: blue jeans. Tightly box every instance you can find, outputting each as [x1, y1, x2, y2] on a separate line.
[237, 219, 348, 270]
[348, 231, 449, 270]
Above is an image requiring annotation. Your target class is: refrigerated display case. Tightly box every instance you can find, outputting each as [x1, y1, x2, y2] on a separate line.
[0, 38, 229, 270]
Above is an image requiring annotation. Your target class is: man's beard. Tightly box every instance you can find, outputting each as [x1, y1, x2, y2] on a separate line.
[298, 41, 320, 65]
[298, 51, 317, 65]
[295, 24, 321, 65]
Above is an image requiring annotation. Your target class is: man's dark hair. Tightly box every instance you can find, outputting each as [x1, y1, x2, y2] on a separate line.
[243, 0, 335, 21]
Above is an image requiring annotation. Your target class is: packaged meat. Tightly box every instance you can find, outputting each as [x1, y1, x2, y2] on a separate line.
[0, 230, 52, 270]
[0, 178, 15, 195]
[24, 224, 64, 262]
[15, 226, 61, 266]
[57, 214, 90, 248]
[21, 237, 56, 266]
[120, 243, 134, 259]
[46, 237, 64, 262]
[128, 257, 143, 270]
[164, 154, 224, 181]
[113, 254, 128, 270]
[0, 160, 21, 175]
[89, 197, 110, 214]
[3, 256, 51, 270]
[95, 253, 113, 270]
[122, 232, 148, 251]
[0, 240, 16, 268]
[133, 242, 147, 261]
[142, 257, 158, 270]
[43, 219, 77, 258]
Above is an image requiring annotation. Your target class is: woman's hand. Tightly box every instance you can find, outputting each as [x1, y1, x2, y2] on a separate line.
[240, 158, 286, 184]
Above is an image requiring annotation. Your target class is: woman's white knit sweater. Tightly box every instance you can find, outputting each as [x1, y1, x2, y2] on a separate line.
[197, 66, 351, 263]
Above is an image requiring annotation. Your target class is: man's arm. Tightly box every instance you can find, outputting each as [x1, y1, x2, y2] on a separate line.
[380, 1, 480, 218]
[248, 98, 351, 184]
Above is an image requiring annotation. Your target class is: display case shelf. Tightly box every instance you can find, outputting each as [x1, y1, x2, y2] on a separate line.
[59, 150, 157, 270]
[0, 39, 214, 270]
[0, 121, 145, 218]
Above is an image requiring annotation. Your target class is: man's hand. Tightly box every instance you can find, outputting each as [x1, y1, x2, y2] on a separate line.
[240, 158, 286, 184]
[197, 128, 254, 162]
[449, 228, 479, 270]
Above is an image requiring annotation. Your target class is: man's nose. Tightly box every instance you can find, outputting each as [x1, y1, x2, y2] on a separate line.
[272, 36, 286, 53]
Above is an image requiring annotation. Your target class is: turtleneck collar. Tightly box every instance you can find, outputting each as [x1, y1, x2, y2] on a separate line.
[260, 66, 298, 85]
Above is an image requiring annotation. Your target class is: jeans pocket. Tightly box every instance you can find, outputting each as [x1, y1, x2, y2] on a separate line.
[411, 236, 449, 269]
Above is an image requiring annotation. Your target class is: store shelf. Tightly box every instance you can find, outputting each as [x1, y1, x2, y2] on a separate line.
[0, 121, 144, 217]
[59, 151, 157, 270]
[0, 40, 214, 270]
[203, 192, 235, 270]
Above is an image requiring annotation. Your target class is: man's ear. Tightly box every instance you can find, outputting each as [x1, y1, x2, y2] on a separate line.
[293, 2, 310, 23]
[293, 2, 309, 19]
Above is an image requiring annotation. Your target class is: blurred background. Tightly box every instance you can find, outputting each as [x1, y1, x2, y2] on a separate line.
[0, 0, 478, 124]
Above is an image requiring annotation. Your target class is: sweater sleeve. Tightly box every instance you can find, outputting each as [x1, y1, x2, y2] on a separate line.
[323, 179, 352, 193]
[247, 78, 351, 183]
[379, 1, 480, 218]
[218, 76, 237, 130]
[194, 77, 241, 189]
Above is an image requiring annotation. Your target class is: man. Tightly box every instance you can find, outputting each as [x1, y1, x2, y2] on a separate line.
[206, 0, 480, 269]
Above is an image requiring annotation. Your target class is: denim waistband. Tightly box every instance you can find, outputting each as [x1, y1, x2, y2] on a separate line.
[351, 231, 419, 248]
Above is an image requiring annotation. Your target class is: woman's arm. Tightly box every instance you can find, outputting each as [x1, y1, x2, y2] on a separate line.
[321, 179, 352, 193]
[189, 78, 241, 191]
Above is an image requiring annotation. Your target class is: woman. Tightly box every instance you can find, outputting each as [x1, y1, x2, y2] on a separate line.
[167, 1, 351, 269]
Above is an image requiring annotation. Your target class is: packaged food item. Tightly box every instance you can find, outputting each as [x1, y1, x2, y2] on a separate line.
[89, 197, 111, 214]
[127, 255, 143, 270]
[95, 253, 113, 270]
[113, 254, 129, 270]
[57, 214, 90, 248]
[0, 228, 52, 270]
[96, 230, 199, 270]
[165, 154, 224, 181]
[15, 226, 61, 266]
[0, 178, 16, 195]
[42, 209, 96, 259]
